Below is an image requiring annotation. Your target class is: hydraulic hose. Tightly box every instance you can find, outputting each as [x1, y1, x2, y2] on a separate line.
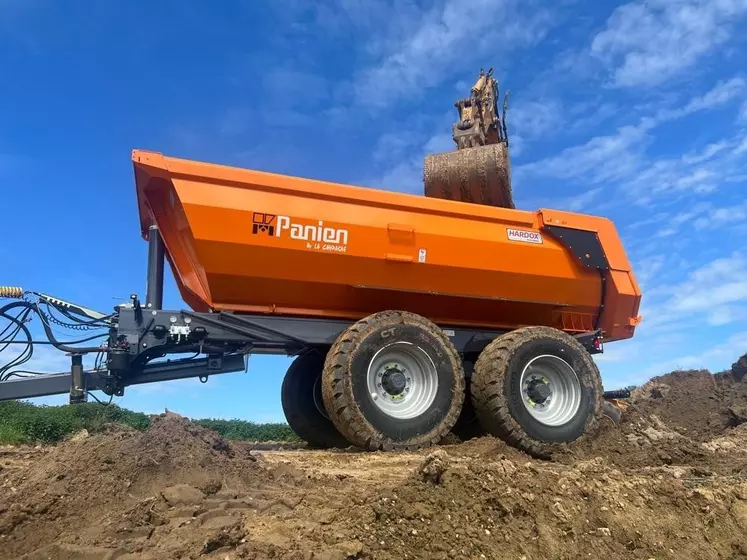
[34, 301, 106, 353]
[0, 300, 105, 353]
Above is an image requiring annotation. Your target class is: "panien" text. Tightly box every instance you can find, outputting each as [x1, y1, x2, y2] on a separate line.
[276, 216, 349, 246]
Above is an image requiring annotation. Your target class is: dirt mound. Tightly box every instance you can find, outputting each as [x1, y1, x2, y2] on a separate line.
[0, 412, 314, 559]
[325, 450, 747, 560]
[4, 356, 747, 559]
[550, 358, 747, 473]
[628, 366, 747, 439]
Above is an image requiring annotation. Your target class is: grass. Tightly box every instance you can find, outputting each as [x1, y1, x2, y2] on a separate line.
[193, 418, 299, 442]
[0, 400, 300, 445]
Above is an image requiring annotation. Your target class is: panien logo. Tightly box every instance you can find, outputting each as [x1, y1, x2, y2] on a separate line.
[252, 213, 276, 236]
[251, 212, 349, 253]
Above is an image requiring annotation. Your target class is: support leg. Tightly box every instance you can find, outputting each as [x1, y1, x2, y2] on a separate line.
[145, 224, 165, 310]
[69, 354, 87, 404]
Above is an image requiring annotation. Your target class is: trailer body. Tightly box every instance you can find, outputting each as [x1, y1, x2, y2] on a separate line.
[1, 150, 643, 456]
[133, 150, 641, 343]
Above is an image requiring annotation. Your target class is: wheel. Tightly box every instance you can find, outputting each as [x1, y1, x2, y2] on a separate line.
[281, 350, 350, 449]
[451, 362, 486, 441]
[471, 326, 603, 458]
[321, 310, 465, 451]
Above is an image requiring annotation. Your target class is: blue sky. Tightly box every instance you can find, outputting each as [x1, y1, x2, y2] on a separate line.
[2, 0, 747, 422]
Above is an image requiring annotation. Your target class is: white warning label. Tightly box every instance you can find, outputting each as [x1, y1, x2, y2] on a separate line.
[507, 228, 543, 244]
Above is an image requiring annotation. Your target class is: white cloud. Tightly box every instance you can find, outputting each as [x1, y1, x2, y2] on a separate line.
[423, 133, 454, 155]
[296, 0, 425, 56]
[670, 252, 747, 313]
[261, 68, 330, 106]
[626, 133, 747, 206]
[372, 131, 420, 163]
[683, 76, 747, 112]
[361, 111, 455, 192]
[694, 200, 747, 230]
[590, 0, 747, 88]
[508, 98, 564, 139]
[515, 77, 747, 206]
[566, 101, 620, 135]
[563, 187, 602, 212]
[632, 255, 665, 291]
[508, 134, 525, 158]
[364, 157, 424, 194]
[707, 307, 741, 326]
[682, 140, 732, 164]
[514, 124, 647, 183]
[637, 76, 746, 130]
[352, 0, 555, 108]
[638, 330, 747, 380]
[734, 135, 747, 155]
[517, 186, 602, 215]
[637, 252, 747, 336]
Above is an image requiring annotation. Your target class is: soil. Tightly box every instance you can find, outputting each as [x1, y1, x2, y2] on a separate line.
[3, 355, 747, 560]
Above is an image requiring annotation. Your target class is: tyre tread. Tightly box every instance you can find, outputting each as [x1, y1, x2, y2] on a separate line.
[321, 310, 465, 452]
[281, 351, 350, 449]
[471, 326, 603, 458]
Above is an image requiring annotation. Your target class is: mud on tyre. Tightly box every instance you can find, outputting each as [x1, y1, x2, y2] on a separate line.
[281, 349, 350, 449]
[451, 361, 486, 441]
[471, 326, 603, 458]
[321, 310, 465, 451]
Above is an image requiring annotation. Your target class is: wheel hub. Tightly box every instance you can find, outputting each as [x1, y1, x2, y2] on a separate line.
[526, 377, 551, 404]
[381, 366, 407, 395]
[366, 342, 439, 420]
[519, 355, 582, 427]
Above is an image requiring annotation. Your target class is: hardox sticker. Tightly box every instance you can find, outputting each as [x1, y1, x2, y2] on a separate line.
[507, 228, 543, 244]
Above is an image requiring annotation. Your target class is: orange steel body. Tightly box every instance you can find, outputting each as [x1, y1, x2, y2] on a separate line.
[132, 150, 642, 343]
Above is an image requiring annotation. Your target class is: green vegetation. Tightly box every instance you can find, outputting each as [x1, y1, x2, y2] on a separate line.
[194, 418, 300, 442]
[0, 400, 299, 445]
[0, 400, 150, 444]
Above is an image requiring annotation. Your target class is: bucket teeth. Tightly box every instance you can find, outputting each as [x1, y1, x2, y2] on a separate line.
[423, 143, 514, 209]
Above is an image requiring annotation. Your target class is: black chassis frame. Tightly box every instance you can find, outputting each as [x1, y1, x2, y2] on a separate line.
[0, 225, 605, 403]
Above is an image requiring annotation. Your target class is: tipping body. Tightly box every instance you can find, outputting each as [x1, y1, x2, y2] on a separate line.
[132, 150, 642, 342]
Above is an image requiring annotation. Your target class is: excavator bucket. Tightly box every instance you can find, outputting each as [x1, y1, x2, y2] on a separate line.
[423, 143, 514, 209]
[423, 68, 514, 209]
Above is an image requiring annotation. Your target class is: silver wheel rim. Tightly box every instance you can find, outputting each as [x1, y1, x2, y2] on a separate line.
[366, 342, 438, 419]
[519, 354, 582, 427]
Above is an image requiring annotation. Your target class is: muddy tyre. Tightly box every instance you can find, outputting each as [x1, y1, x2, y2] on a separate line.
[471, 326, 603, 458]
[321, 310, 465, 451]
[281, 350, 350, 449]
[451, 363, 486, 441]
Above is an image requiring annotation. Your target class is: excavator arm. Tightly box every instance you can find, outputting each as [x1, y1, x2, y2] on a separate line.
[452, 68, 509, 149]
[423, 67, 514, 209]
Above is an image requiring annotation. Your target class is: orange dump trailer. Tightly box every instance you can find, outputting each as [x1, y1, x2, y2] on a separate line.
[0, 149, 642, 460]
[133, 150, 641, 343]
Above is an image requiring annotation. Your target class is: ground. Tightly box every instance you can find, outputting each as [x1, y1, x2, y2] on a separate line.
[2, 364, 747, 560]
